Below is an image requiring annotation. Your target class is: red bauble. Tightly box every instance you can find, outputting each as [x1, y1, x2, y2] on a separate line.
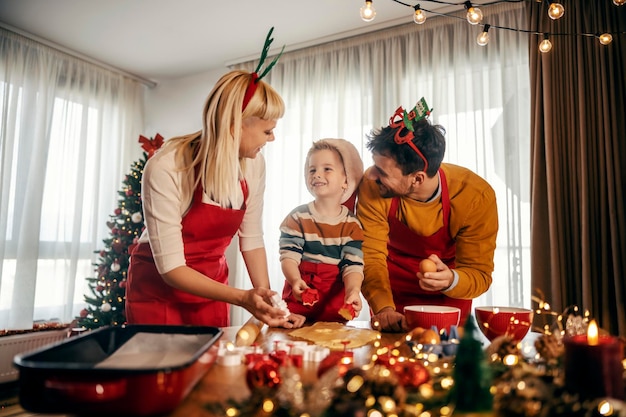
[317, 351, 354, 378]
[390, 360, 430, 388]
[246, 358, 282, 390]
[112, 240, 125, 253]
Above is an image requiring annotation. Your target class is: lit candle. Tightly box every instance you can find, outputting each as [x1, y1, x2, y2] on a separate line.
[563, 320, 624, 400]
[587, 319, 599, 345]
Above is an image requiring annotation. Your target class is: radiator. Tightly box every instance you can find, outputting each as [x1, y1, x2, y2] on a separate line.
[0, 329, 69, 383]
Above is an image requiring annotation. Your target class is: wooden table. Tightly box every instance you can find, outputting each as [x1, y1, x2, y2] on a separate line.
[0, 322, 410, 417]
[171, 322, 410, 416]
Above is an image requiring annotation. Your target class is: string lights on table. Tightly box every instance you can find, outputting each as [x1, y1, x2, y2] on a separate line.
[358, 0, 625, 53]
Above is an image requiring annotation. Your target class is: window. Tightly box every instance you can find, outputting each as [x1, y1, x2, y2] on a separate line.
[0, 28, 143, 329]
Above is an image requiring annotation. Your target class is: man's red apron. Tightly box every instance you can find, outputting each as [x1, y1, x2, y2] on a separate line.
[126, 180, 248, 327]
[387, 169, 471, 324]
[282, 261, 347, 322]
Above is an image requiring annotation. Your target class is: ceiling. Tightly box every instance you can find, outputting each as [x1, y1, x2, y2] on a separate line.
[0, 0, 454, 84]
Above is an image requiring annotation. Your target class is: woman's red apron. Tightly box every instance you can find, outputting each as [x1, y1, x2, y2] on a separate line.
[282, 261, 347, 323]
[126, 180, 248, 327]
[387, 169, 471, 324]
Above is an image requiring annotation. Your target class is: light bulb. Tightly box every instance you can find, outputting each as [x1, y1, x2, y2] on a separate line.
[477, 25, 490, 46]
[548, 2, 565, 20]
[598, 33, 613, 45]
[613, 0, 625, 5]
[360, 0, 376, 22]
[539, 37, 552, 53]
[413, 7, 426, 24]
[466, 7, 483, 25]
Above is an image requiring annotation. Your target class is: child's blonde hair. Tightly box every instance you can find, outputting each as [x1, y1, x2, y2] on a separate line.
[304, 139, 364, 204]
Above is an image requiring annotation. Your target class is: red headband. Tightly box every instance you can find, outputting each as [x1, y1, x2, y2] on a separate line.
[241, 73, 259, 112]
[241, 27, 284, 112]
[388, 98, 432, 172]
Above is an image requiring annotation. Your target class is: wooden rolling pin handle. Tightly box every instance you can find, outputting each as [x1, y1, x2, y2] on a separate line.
[235, 317, 265, 346]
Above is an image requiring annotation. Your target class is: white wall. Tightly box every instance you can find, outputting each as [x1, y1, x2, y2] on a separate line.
[144, 67, 227, 139]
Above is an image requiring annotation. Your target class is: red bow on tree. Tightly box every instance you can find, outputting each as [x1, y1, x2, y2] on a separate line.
[138, 133, 164, 159]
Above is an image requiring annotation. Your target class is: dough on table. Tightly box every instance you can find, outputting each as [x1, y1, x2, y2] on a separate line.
[288, 321, 380, 350]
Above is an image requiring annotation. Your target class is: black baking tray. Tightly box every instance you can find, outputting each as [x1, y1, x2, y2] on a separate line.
[13, 324, 223, 416]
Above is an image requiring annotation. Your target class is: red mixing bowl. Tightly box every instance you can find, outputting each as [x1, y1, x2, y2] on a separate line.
[474, 306, 533, 342]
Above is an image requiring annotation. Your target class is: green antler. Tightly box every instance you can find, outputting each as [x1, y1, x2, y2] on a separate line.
[254, 27, 285, 81]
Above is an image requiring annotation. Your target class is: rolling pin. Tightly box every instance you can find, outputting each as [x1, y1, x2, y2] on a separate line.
[235, 316, 265, 346]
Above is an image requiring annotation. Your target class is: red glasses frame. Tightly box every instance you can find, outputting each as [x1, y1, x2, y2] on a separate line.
[389, 106, 429, 173]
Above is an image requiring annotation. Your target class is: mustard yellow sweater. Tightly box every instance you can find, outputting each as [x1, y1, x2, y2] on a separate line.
[356, 163, 498, 314]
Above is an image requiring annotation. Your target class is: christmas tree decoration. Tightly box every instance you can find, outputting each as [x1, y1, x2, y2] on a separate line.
[246, 357, 282, 390]
[390, 359, 430, 388]
[450, 316, 494, 413]
[200, 305, 625, 417]
[76, 134, 163, 329]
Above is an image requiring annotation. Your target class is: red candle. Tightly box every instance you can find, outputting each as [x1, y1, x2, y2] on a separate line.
[563, 320, 624, 400]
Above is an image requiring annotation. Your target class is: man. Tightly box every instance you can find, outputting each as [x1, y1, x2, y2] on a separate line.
[356, 98, 498, 332]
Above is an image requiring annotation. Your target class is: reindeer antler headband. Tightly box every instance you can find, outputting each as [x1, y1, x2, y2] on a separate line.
[388, 97, 432, 172]
[241, 27, 285, 111]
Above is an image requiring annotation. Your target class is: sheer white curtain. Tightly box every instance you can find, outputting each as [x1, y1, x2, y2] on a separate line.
[0, 28, 144, 330]
[233, 2, 530, 323]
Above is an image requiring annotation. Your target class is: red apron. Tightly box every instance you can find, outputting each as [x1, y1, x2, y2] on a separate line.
[126, 180, 248, 327]
[387, 169, 471, 324]
[282, 261, 347, 323]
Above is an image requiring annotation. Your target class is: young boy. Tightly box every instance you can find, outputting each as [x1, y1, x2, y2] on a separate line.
[279, 139, 364, 323]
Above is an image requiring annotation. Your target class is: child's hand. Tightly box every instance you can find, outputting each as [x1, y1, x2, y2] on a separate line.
[344, 290, 362, 315]
[290, 279, 309, 301]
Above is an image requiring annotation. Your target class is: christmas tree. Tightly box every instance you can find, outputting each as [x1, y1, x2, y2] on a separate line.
[76, 134, 164, 329]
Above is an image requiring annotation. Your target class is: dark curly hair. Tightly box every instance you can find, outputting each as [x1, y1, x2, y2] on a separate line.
[366, 118, 446, 177]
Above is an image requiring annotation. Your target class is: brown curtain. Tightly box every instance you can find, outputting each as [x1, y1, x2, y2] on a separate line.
[528, 1, 626, 336]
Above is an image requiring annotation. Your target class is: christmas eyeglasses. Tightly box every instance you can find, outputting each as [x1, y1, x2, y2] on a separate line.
[388, 97, 432, 172]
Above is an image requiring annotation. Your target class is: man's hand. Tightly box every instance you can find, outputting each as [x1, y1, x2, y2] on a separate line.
[370, 307, 408, 332]
[416, 254, 454, 292]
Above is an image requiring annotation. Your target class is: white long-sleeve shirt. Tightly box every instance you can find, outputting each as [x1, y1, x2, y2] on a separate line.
[137, 147, 266, 274]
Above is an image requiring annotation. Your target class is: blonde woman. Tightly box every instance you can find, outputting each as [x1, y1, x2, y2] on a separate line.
[126, 32, 305, 328]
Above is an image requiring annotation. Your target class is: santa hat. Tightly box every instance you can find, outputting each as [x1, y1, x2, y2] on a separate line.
[305, 138, 364, 204]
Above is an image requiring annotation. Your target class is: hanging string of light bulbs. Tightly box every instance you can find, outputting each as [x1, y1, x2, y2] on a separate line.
[359, 0, 625, 53]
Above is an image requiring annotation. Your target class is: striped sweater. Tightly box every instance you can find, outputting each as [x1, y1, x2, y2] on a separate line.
[279, 202, 364, 277]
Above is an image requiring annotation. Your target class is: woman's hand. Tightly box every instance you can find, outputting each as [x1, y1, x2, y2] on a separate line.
[281, 313, 306, 329]
[241, 287, 289, 327]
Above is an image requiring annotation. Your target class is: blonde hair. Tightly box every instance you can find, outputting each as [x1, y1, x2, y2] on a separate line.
[163, 70, 285, 209]
[306, 140, 346, 174]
